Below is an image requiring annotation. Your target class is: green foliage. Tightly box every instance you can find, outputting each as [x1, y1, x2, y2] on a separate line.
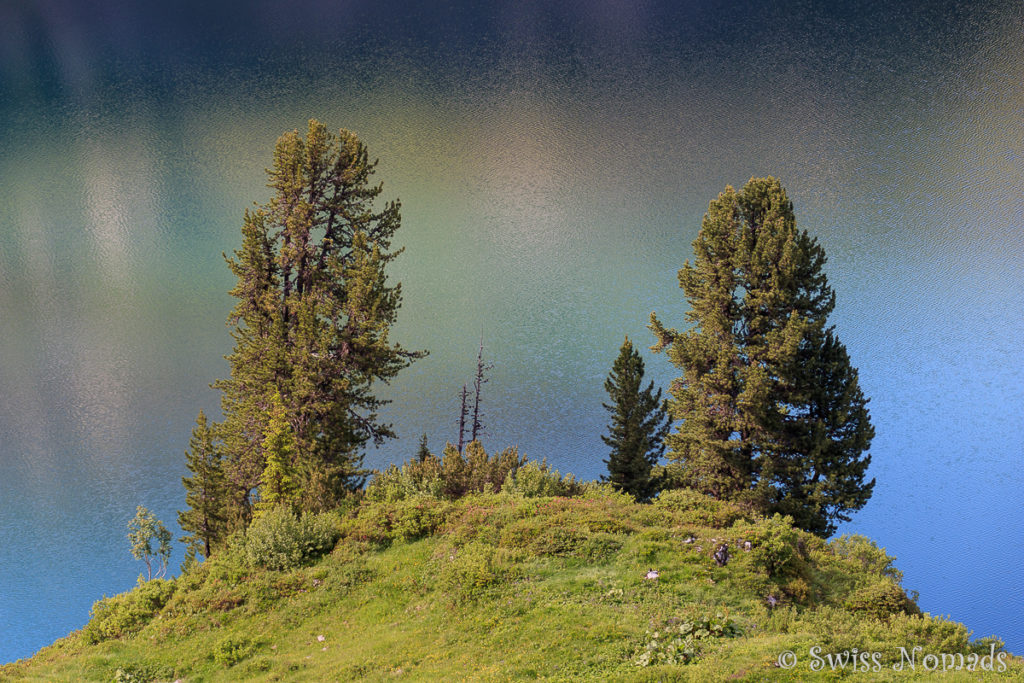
[440, 440, 525, 498]
[653, 488, 751, 527]
[241, 506, 340, 571]
[127, 506, 172, 581]
[748, 513, 800, 578]
[112, 662, 176, 683]
[8, 490, 1020, 682]
[650, 177, 874, 536]
[178, 410, 228, 560]
[830, 534, 903, 582]
[256, 390, 301, 514]
[844, 580, 920, 620]
[601, 337, 670, 501]
[436, 541, 521, 603]
[214, 119, 425, 523]
[81, 578, 176, 644]
[364, 457, 444, 503]
[634, 613, 741, 667]
[213, 636, 256, 667]
[501, 459, 579, 498]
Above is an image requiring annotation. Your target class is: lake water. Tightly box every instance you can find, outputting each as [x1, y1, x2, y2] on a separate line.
[1, 0, 1022, 665]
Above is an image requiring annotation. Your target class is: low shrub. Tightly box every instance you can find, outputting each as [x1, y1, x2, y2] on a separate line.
[112, 662, 176, 683]
[365, 458, 444, 503]
[653, 488, 750, 527]
[81, 578, 176, 644]
[831, 534, 903, 582]
[578, 533, 623, 562]
[844, 579, 920, 620]
[747, 513, 800, 578]
[633, 612, 741, 667]
[243, 507, 340, 571]
[501, 460, 580, 498]
[213, 636, 256, 667]
[437, 541, 521, 603]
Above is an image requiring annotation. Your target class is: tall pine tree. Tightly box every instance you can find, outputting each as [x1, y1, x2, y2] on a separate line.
[601, 337, 670, 501]
[650, 177, 873, 535]
[214, 120, 425, 524]
[178, 410, 227, 560]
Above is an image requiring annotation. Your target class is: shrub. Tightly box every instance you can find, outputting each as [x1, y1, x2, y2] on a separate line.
[365, 457, 445, 502]
[748, 514, 800, 578]
[530, 526, 589, 557]
[437, 541, 520, 602]
[501, 460, 580, 498]
[441, 441, 526, 498]
[831, 534, 903, 582]
[653, 488, 750, 527]
[242, 507, 340, 571]
[844, 579, 920, 620]
[214, 636, 256, 667]
[112, 662, 176, 683]
[633, 613, 741, 667]
[578, 533, 623, 562]
[391, 495, 451, 541]
[81, 578, 176, 644]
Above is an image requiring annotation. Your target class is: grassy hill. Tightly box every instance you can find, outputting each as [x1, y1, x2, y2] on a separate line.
[2, 482, 1019, 681]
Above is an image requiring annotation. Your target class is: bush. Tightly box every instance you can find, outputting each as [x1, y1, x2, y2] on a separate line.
[501, 460, 579, 498]
[653, 488, 750, 527]
[440, 441, 526, 498]
[748, 514, 800, 578]
[214, 636, 256, 667]
[831, 534, 903, 582]
[391, 495, 451, 541]
[844, 579, 920, 620]
[437, 541, 520, 602]
[112, 662, 176, 683]
[243, 507, 340, 571]
[81, 578, 176, 644]
[365, 458, 444, 503]
[633, 613, 741, 667]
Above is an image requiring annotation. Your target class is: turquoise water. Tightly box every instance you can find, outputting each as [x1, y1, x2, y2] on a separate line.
[2, 0, 1022, 664]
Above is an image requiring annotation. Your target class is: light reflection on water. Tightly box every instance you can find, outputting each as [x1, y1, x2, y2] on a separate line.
[1, 0, 1023, 665]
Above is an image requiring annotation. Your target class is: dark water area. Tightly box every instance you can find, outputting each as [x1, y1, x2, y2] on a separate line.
[1, 0, 1022, 664]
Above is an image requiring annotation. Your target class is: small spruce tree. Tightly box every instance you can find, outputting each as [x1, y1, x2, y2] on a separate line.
[178, 410, 228, 559]
[416, 433, 432, 463]
[601, 337, 670, 501]
[257, 390, 300, 514]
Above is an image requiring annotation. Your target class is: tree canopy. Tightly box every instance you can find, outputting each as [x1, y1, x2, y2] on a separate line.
[601, 337, 670, 501]
[209, 119, 424, 528]
[650, 177, 874, 535]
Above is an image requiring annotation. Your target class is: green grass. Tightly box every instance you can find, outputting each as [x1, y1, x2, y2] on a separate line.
[3, 488, 1019, 682]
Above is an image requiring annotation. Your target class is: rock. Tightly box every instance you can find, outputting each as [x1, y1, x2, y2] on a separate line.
[645, 568, 660, 580]
[767, 594, 779, 608]
[743, 540, 752, 551]
[317, 634, 326, 642]
[713, 543, 730, 566]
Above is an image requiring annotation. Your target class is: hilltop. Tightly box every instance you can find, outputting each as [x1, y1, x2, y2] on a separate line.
[2, 483, 1018, 681]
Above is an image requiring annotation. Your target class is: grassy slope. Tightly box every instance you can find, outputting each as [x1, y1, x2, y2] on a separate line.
[3, 488, 1020, 682]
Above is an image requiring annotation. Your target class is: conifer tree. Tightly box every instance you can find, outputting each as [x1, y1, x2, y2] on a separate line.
[416, 433, 432, 463]
[178, 410, 227, 559]
[650, 177, 874, 535]
[214, 120, 425, 523]
[601, 337, 670, 501]
[257, 391, 300, 514]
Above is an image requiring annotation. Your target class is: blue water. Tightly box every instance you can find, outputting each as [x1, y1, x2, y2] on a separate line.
[1, 0, 1022, 664]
